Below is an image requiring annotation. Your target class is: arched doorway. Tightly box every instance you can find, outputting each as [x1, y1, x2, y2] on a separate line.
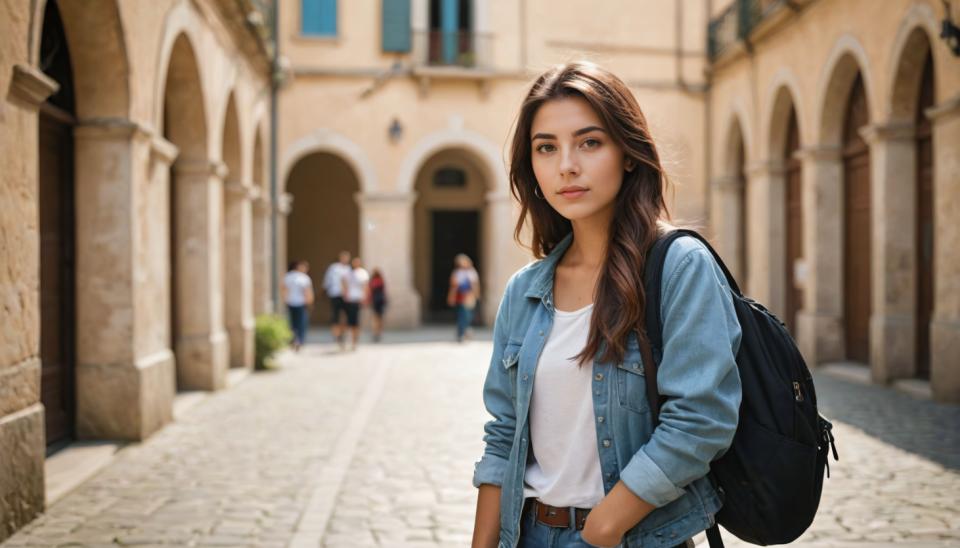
[413, 149, 488, 324]
[38, 0, 77, 449]
[842, 74, 871, 364]
[915, 52, 934, 377]
[285, 153, 361, 326]
[162, 33, 217, 389]
[784, 108, 803, 335]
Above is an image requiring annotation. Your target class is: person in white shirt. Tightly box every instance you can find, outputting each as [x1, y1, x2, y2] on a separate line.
[340, 256, 370, 351]
[322, 251, 352, 347]
[281, 260, 314, 352]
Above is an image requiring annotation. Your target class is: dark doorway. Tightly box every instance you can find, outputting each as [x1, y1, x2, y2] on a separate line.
[915, 52, 935, 378]
[842, 74, 871, 364]
[784, 108, 803, 335]
[39, 0, 77, 450]
[428, 210, 480, 323]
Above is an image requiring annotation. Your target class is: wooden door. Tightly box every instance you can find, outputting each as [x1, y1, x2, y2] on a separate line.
[842, 75, 871, 364]
[39, 104, 77, 447]
[916, 54, 934, 378]
[784, 109, 803, 335]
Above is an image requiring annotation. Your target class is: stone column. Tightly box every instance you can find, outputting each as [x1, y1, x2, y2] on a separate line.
[482, 191, 515, 324]
[73, 120, 178, 440]
[743, 161, 788, 317]
[276, 192, 293, 307]
[860, 121, 917, 383]
[1, 63, 59, 540]
[224, 180, 256, 370]
[357, 192, 421, 328]
[709, 174, 746, 284]
[795, 145, 845, 366]
[172, 160, 229, 390]
[926, 95, 960, 403]
[252, 192, 273, 315]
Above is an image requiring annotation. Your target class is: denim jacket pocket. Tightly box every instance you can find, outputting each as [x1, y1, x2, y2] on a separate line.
[615, 350, 650, 414]
[502, 341, 522, 406]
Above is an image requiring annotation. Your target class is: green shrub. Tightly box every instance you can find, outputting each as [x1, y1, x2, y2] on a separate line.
[254, 314, 292, 370]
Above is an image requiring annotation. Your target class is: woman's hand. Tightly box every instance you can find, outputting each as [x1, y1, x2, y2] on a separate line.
[581, 481, 656, 547]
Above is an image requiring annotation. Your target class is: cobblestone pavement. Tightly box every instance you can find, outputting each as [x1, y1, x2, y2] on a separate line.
[3, 330, 959, 547]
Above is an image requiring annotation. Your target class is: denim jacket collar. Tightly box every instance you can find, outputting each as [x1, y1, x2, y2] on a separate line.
[522, 232, 574, 302]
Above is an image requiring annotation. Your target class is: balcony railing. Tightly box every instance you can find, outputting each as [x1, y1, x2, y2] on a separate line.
[708, 0, 783, 59]
[412, 30, 493, 70]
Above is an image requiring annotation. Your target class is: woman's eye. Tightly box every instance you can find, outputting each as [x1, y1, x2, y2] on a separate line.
[535, 143, 556, 153]
[582, 138, 601, 149]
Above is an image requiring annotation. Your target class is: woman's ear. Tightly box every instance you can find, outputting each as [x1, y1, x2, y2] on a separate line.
[624, 158, 636, 172]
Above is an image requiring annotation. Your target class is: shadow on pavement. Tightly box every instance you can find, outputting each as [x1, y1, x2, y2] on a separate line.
[812, 370, 960, 471]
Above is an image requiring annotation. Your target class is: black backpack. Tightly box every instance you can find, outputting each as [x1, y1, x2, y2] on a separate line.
[638, 229, 839, 547]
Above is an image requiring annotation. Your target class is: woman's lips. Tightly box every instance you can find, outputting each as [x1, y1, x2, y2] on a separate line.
[557, 187, 588, 199]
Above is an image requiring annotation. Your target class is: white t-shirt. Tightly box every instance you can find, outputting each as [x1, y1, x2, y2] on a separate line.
[523, 303, 605, 508]
[284, 271, 313, 307]
[344, 267, 369, 303]
[323, 262, 351, 298]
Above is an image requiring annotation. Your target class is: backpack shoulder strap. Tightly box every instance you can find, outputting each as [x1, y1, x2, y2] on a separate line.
[640, 228, 741, 424]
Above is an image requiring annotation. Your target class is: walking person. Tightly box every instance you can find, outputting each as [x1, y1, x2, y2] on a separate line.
[341, 256, 369, 351]
[367, 268, 388, 342]
[471, 62, 742, 548]
[323, 251, 352, 347]
[447, 253, 480, 343]
[281, 260, 314, 352]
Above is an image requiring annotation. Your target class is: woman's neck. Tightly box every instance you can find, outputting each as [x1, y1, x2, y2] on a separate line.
[565, 208, 612, 268]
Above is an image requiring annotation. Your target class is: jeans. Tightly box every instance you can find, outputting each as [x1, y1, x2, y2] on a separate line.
[456, 304, 475, 340]
[288, 305, 308, 345]
[518, 506, 611, 548]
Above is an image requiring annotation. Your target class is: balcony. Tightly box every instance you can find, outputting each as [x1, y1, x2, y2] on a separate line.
[708, 0, 788, 59]
[411, 30, 493, 72]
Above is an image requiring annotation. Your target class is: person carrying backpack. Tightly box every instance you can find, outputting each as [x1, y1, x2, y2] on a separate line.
[472, 62, 743, 548]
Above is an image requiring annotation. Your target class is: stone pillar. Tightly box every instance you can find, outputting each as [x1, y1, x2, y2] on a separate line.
[252, 192, 273, 315]
[172, 160, 229, 390]
[276, 192, 293, 307]
[357, 192, 421, 328]
[483, 191, 516, 324]
[926, 95, 960, 403]
[743, 161, 787, 317]
[73, 120, 177, 440]
[861, 121, 917, 383]
[224, 180, 256, 370]
[709, 175, 746, 285]
[795, 146, 844, 366]
[1, 63, 58, 541]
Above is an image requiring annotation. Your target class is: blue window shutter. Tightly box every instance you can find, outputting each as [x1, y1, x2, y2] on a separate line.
[302, 0, 337, 36]
[382, 0, 411, 52]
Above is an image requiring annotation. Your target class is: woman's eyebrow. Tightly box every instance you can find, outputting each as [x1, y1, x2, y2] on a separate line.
[531, 126, 607, 141]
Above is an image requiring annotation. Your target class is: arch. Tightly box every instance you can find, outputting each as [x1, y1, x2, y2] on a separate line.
[221, 92, 242, 181]
[764, 69, 805, 163]
[30, 0, 132, 119]
[722, 107, 750, 178]
[160, 32, 208, 162]
[154, 1, 212, 148]
[281, 129, 378, 194]
[887, 4, 939, 122]
[396, 127, 509, 196]
[815, 34, 875, 146]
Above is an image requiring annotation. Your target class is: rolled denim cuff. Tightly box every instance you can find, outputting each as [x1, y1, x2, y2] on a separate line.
[472, 452, 509, 488]
[620, 448, 686, 507]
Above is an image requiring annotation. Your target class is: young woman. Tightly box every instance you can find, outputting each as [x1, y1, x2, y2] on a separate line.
[448, 253, 481, 342]
[367, 268, 388, 342]
[471, 62, 742, 548]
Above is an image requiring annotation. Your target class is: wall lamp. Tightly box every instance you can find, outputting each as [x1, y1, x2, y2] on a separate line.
[942, 0, 960, 56]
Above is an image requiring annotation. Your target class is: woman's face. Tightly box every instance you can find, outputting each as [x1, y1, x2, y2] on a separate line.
[530, 96, 630, 223]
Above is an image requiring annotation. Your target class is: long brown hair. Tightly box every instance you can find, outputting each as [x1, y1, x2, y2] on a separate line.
[509, 61, 670, 365]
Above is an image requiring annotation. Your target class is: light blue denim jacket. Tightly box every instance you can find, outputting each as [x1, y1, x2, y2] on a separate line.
[473, 234, 742, 548]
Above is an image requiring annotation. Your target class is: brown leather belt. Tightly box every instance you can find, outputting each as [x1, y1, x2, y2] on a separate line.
[524, 499, 591, 530]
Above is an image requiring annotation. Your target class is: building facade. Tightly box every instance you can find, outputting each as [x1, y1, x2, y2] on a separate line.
[278, 0, 714, 328]
[1, 0, 274, 538]
[706, 0, 959, 403]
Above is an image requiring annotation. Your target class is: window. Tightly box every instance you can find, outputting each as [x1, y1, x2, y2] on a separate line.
[301, 0, 337, 37]
[433, 167, 467, 188]
[382, 0, 412, 52]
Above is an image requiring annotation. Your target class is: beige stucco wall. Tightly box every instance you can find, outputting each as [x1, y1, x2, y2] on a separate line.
[278, 0, 712, 328]
[707, 0, 960, 401]
[0, 0, 272, 538]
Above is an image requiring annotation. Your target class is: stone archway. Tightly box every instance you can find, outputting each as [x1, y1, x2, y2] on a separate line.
[713, 113, 749, 291]
[162, 32, 227, 390]
[412, 149, 490, 325]
[221, 92, 254, 370]
[285, 153, 362, 327]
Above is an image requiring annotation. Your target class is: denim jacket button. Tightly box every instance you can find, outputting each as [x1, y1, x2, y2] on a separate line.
[602, 439, 611, 447]
[597, 416, 604, 423]
[594, 373, 603, 381]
